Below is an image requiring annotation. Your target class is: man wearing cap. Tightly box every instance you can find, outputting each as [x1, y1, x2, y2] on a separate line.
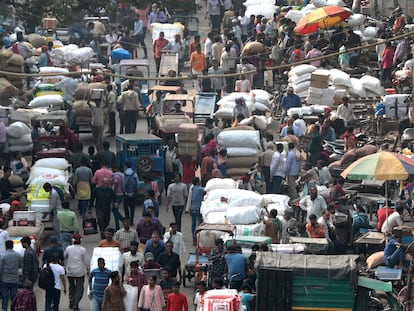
[98, 228, 123, 252]
[57, 200, 79, 252]
[299, 183, 327, 223]
[281, 87, 301, 115]
[64, 233, 89, 311]
[143, 252, 161, 269]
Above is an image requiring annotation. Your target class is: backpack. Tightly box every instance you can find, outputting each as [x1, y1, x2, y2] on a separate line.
[38, 264, 55, 290]
[124, 172, 138, 194]
[52, 186, 65, 203]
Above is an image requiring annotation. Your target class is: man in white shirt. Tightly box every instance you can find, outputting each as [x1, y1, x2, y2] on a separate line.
[163, 222, 186, 254]
[123, 241, 144, 279]
[46, 253, 67, 311]
[300, 183, 327, 223]
[0, 220, 9, 256]
[382, 203, 404, 235]
[64, 233, 89, 311]
[337, 96, 355, 126]
[292, 113, 307, 138]
[269, 143, 286, 194]
[87, 92, 108, 151]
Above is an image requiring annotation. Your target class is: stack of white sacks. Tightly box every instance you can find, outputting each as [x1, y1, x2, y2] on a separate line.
[26, 158, 70, 222]
[49, 45, 95, 66]
[243, 0, 278, 19]
[201, 179, 292, 237]
[6, 121, 33, 153]
[217, 128, 262, 178]
[214, 89, 272, 122]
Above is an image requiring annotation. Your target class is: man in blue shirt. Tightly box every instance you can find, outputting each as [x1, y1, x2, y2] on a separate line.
[281, 87, 301, 113]
[186, 177, 204, 244]
[225, 245, 248, 291]
[280, 118, 299, 137]
[286, 142, 300, 200]
[89, 258, 111, 311]
[384, 232, 408, 268]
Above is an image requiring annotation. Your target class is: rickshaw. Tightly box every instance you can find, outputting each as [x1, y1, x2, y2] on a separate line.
[183, 224, 236, 287]
[115, 133, 164, 203]
[119, 59, 151, 111]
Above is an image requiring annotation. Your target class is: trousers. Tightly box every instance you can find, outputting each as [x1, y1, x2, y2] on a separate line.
[68, 276, 84, 309]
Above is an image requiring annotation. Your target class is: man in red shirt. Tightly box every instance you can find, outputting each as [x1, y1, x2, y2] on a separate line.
[166, 282, 188, 311]
[153, 32, 169, 74]
[92, 160, 113, 188]
[377, 203, 394, 231]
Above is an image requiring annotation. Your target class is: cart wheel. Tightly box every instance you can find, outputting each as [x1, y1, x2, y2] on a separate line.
[137, 156, 153, 173]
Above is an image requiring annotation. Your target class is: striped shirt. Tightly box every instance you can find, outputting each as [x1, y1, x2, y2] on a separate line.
[89, 267, 111, 300]
[115, 228, 139, 250]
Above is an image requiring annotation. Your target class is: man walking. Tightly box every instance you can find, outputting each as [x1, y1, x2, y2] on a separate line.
[123, 161, 139, 225]
[167, 173, 188, 232]
[87, 91, 108, 151]
[153, 32, 169, 74]
[92, 179, 115, 239]
[21, 236, 39, 288]
[43, 183, 62, 237]
[89, 258, 111, 311]
[57, 200, 79, 251]
[133, 13, 148, 59]
[269, 143, 286, 194]
[158, 240, 182, 280]
[45, 253, 67, 311]
[0, 240, 21, 311]
[117, 84, 140, 134]
[208, 59, 226, 102]
[286, 142, 300, 200]
[65, 233, 89, 311]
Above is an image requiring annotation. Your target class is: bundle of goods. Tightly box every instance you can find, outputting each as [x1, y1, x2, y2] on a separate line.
[243, 0, 278, 18]
[65, 47, 95, 65]
[347, 13, 366, 27]
[10, 108, 48, 123]
[34, 83, 62, 97]
[28, 94, 64, 109]
[49, 44, 78, 65]
[177, 123, 200, 157]
[262, 194, 290, 217]
[26, 34, 48, 49]
[379, 94, 410, 118]
[287, 106, 312, 117]
[6, 121, 32, 152]
[217, 128, 261, 178]
[150, 22, 184, 43]
[200, 289, 241, 311]
[73, 100, 91, 124]
[73, 82, 106, 100]
[90, 247, 124, 272]
[202, 188, 264, 225]
[0, 50, 25, 90]
[38, 66, 69, 84]
[0, 78, 18, 100]
[359, 75, 384, 97]
[239, 115, 270, 131]
[288, 64, 317, 98]
[123, 285, 138, 311]
[305, 69, 336, 106]
[328, 145, 378, 170]
[285, 9, 307, 23]
[112, 48, 131, 60]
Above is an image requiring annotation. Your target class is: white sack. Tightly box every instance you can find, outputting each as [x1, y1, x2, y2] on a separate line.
[253, 115, 268, 130]
[383, 94, 410, 118]
[214, 107, 233, 119]
[288, 64, 317, 78]
[312, 0, 327, 7]
[292, 81, 311, 94]
[123, 285, 138, 311]
[284, 10, 306, 23]
[289, 73, 312, 85]
[7, 121, 31, 138]
[50, 45, 79, 64]
[203, 212, 227, 224]
[8, 144, 33, 153]
[201, 200, 229, 216]
[91, 247, 124, 272]
[39, 66, 69, 74]
[29, 175, 68, 187]
[287, 106, 312, 117]
[205, 178, 238, 193]
[253, 102, 270, 112]
[217, 130, 260, 148]
[226, 205, 260, 224]
[263, 194, 290, 206]
[240, 116, 253, 126]
[330, 69, 352, 88]
[235, 223, 265, 236]
[363, 26, 378, 38]
[34, 158, 70, 170]
[226, 147, 260, 157]
[65, 47, 95, 65]
[326, 0, 346, 5]
[360, 75, 383, 95]
[350, 78, 367, 98]
[223, 92, 269, 106]
[8, 133, 32, 145]
[347, 14, 366, 27]
[249, 89, 272, 100]
[205, 189, 264, 208]
[310, 105, 330, 114]
[27, 167, 66, 184]
[28, 94, 64, 108]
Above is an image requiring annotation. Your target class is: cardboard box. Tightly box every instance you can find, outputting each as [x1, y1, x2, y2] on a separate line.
[42, 18, 58, 30]
[310, 72, 330, 88]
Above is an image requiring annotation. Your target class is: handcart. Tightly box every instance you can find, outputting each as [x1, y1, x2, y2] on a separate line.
[193, 92, 217, 128]
[158, 51, 179, 79]
[192, 224, 236, 288]
[182, 253, 209, 287]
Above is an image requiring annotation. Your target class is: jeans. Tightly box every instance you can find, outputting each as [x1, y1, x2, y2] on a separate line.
[45, 288, 61, 311]
[191, 211, 203, 240]
[385, 248, 407, 268]
[2, 282, 18, 311]
[96, 208, 111, 239]
[262, 165, 271, 194]
[59, 232, 73, 252]
[210, 14, 221, 31]
[271, 176, 284, 194]
[78, 200, 89, 218]
[124, 194, 136, 224]
[124, 110, 137, 134]
[91, 297, 103, 311]
[108, 111, 116, 136]
[118, 110, 125, 134]
[68, 276, 84, 309]
[112, 195, 123, 230]
[172, 205, 184, 231]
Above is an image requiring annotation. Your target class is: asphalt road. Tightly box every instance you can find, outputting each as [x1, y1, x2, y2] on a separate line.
[31, 4, 211, 311]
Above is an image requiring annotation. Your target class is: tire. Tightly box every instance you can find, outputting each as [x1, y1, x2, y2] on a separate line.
[137, 156, 153, 173]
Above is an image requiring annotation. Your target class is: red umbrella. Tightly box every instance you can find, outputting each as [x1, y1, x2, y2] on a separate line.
[295, 6, 353, 35]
